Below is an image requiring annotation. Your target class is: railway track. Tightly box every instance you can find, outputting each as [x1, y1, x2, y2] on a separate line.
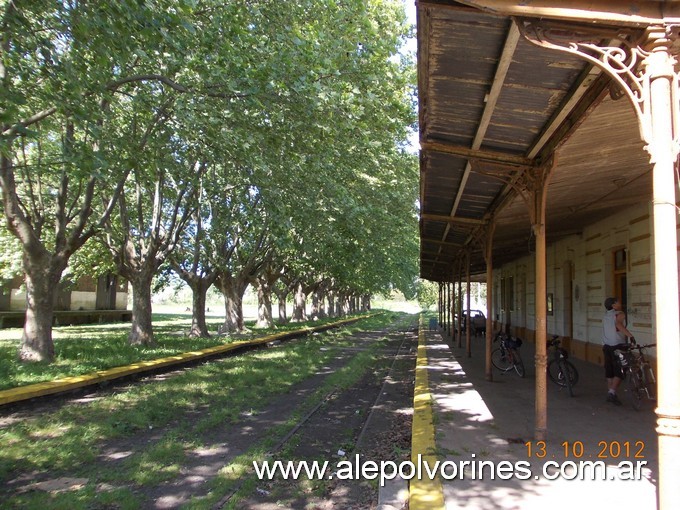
[215, 322, 417, 509]
[0, 313, 418, 509]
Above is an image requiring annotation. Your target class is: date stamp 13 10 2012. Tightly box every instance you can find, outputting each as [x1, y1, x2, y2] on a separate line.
[525, 440, 646, 460]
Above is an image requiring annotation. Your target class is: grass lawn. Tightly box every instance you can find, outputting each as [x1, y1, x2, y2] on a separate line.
[0, 311, 416, 510]
[0, 311, 377, 391]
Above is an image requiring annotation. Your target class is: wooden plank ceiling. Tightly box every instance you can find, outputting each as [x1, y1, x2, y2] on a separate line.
[418, 0, 653, 281]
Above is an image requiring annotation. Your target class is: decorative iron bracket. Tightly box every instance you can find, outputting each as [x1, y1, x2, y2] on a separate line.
[517, 18, 680, 163]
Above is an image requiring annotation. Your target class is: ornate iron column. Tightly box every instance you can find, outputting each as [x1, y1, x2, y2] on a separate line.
[457, 258, 464, 348]
[468, 154, 552, 438]
[516, 159, 554, 441]
[438, 282, 443, 328]
[466, 248, 472, 358]
[520, 19, 680, 508]
[447, 281, 452, 335]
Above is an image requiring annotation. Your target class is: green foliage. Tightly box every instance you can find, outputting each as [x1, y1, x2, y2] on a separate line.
[0, 224, 22, 282]
[417, 279, 440, 309]
[65, 236, 117, 282]
[1, 0, 418, 354]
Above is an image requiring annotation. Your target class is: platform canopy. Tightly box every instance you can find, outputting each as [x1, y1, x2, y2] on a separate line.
[416, 0, 672, 281]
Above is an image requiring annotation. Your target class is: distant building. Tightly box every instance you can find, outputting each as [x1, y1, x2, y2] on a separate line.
[0, 274, 129, 328]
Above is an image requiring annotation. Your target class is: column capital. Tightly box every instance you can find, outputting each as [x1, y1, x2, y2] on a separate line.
[517, 18, 680, 162]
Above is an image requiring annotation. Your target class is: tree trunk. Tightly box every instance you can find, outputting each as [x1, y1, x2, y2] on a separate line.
[18, 254, 63, 362]
[222, 286, 241, 333]
[172, 258, 218, 339]
[3, 152, 94, 362]
[349, 295, 356, 314]
[335, 292, 343, 317]
[256, 278, 274, 328]
[292, 283, 306, 322]
[327, 291, 335, 318]
[317, 289, 327, 319]
[343, 295, 351, 316]
[217, 275, 245, 333]
[128, 271, 155, 345]
[274, 287, 288, 324]
[311, 292, 320, 320]
[189, 278, 212, 337]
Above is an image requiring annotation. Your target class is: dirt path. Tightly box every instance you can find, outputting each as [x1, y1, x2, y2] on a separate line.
[1, 316, 418, 509]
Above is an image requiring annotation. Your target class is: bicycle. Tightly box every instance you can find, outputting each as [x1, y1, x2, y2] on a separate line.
[616, 343, 657, 410]
[491, 331, 525, 377]
[546, 335, 579, 397]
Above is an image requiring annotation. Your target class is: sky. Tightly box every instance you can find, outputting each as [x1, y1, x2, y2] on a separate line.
[404, 0, 417, 24]
[403, 0, 417, 53]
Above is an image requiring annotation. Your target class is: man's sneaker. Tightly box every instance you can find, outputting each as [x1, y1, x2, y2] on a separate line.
[606, 393, 622, 406]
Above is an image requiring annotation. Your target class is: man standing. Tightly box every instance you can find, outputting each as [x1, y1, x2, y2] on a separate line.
[602, 297, 635, 405]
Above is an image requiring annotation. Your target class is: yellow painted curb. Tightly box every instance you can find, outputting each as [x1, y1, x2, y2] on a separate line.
[409, 315, 445, 510]
[0, 313, 376, 407]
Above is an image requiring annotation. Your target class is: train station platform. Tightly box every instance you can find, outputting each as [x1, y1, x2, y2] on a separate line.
[409, 325, 659, 510]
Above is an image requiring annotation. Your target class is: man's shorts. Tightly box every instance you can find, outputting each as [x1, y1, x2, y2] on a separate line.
[603, 344, 626, 379]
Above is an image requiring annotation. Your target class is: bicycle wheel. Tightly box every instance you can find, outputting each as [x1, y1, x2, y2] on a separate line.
[491, 347, 512, 372]
[626, 368, 644, 411]
[560, 360, 578, 394]
[547, 360, 565, 386]
[641, 364, 656, 400]
[512, 350, 526, 377]
[548, 360, 578, 393]
[560, 361, 577, 396]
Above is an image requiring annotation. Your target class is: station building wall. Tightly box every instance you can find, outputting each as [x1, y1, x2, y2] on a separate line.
[491, 201, 659, 367]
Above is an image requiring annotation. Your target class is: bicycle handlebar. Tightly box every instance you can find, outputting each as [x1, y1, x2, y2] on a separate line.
[546, 335, 560, 347]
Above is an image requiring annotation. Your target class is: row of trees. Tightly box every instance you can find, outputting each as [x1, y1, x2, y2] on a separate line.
[0, 1, 418, 362]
